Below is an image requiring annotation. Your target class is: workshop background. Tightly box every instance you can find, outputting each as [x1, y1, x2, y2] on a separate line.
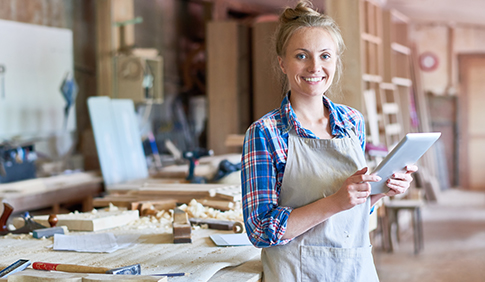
[0, 0, 485, 281]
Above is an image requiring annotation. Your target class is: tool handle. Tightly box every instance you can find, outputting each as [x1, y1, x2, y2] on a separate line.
[0, 203, 14, 232]
[33, 262, 108, 273]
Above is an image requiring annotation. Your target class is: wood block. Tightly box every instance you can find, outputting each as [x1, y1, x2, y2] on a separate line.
[33, 210, 139, 231]
[214, 185, 242, 202]
[172, 208, 191, 244]
[132, 199, 177, 215]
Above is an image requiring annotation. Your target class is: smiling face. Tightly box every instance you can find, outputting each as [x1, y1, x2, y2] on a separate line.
[278, 27, 338, 99]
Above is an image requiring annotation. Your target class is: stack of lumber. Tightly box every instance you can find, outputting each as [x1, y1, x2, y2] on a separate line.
[93, 181, 242, 213]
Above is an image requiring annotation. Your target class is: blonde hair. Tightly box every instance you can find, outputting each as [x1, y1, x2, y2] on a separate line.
[275, 0, 345, 97]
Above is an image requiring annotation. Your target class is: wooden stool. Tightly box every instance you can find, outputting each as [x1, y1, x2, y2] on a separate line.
[384, 199, 424, 254]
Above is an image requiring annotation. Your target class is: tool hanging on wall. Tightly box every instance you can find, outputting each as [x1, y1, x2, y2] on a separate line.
[60, 71, 78, 129]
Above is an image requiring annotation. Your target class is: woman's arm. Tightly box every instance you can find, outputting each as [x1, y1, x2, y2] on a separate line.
[241, 123, 293, 247]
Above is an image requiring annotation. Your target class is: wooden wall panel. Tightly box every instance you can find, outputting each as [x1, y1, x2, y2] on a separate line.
[326, 0, 364, 110]
[207, 21, 250, 155]
[252, 21, 281, 121]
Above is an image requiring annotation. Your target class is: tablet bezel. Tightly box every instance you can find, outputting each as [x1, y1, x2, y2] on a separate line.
[369, 132, 441, 195]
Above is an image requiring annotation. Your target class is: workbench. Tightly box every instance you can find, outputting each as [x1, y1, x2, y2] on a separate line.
[0, 172, 104, 215]
[0, 225, 262, 281]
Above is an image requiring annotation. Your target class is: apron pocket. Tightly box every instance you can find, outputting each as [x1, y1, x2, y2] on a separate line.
[300, 245, 375, 282]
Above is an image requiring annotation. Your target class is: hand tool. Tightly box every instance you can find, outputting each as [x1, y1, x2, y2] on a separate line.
[211, 159, 241, 182]
[32, 226, 67, 239]
[151, 272, 189, 277]
[172, 208, 191, 243]
[0, 259, 31, 278]
[182, 148, 213, 183]
[1, 203, 47, 235]
[32, 262, 141, 275]
[0, 202, 13, 234]
[189, 218, 244, 233]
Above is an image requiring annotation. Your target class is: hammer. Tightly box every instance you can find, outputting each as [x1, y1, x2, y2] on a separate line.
[32, 262, 140, 275]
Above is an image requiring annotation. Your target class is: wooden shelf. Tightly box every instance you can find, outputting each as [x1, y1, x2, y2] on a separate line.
[391, 42, 411, 55]
[392, 77, 413, 87]
[361, 32, 382, 44]
[363, 74, 383, 83]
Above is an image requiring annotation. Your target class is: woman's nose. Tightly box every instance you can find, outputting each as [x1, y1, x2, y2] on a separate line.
[307, 58, 321, 73]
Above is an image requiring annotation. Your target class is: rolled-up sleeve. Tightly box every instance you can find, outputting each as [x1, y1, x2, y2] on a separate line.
[241, 123, 292, 248]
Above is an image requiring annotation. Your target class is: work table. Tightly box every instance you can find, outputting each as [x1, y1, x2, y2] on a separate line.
[0, 227, 262, 281]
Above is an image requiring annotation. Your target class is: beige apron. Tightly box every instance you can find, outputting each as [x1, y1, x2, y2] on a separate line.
[261, 127, 379, 282]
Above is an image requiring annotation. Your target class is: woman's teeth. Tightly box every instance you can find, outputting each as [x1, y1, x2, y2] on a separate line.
[304, 77, 323, 82]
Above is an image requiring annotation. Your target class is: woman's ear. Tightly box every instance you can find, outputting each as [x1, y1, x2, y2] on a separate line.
[278, 56, 287, 74]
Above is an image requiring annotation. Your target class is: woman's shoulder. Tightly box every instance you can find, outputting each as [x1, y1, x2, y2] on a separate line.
[247, 108, 284, 136]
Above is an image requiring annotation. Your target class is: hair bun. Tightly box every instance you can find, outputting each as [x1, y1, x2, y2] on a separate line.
[279, 0, 320, 24]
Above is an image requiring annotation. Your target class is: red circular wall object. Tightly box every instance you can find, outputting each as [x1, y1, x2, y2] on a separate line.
[419, 52, 440, 72]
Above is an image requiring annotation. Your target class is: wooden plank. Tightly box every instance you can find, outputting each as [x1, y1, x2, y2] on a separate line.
[209, 257, 262, 282]
[252, 20, 281, 121]
[391, 43, 411, 55]
[214, 185, 242, 202]
[33, 210, 139, 231]
[321, 0, 365, 109]
[172, 208, 191, 243]
[361, 32, 382, 44]
[207, 21, 250, 155]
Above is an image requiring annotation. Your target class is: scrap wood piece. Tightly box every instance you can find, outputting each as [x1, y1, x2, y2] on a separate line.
[132, 199, 177, 216]
[195, 198, 236, 211]
[213, 185, 242, 202]
[33, 210, 139, 232]
[172, 208, 191, 244]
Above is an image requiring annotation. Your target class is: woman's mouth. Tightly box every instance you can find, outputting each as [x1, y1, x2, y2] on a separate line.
[303, 77, 324, 82]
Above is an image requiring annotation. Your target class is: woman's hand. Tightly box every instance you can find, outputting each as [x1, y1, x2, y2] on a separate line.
[384, 165, 419, 197]
[331, 167, 381, 211]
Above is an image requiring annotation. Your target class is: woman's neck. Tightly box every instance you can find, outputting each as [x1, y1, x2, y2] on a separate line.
[290, 94, 333, 139]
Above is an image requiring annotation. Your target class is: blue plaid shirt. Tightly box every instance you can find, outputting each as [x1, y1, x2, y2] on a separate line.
[241, 93, 366, 247]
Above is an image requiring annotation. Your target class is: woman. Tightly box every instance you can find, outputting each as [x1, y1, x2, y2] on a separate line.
[241, 1, 417, 281]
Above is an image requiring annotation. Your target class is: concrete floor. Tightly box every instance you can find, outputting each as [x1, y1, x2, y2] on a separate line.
[374, 189, 485, 282]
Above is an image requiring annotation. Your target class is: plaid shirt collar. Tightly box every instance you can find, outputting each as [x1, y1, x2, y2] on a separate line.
[279, 92, 355, 138]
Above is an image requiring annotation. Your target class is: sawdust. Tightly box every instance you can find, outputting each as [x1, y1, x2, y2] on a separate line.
[176, 199, 243, 222]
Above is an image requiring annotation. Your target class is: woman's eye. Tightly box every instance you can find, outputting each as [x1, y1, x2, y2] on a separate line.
[321, 54, 331, 60]
[296, 54, 307, 59]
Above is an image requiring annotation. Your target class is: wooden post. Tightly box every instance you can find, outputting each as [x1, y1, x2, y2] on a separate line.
[326, 0, 364, 112]
[207, 21, 250, 155]
[95, 0, 135, 97]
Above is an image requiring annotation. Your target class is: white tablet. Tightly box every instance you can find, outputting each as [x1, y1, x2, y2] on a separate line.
[370, 132, 441, 195]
